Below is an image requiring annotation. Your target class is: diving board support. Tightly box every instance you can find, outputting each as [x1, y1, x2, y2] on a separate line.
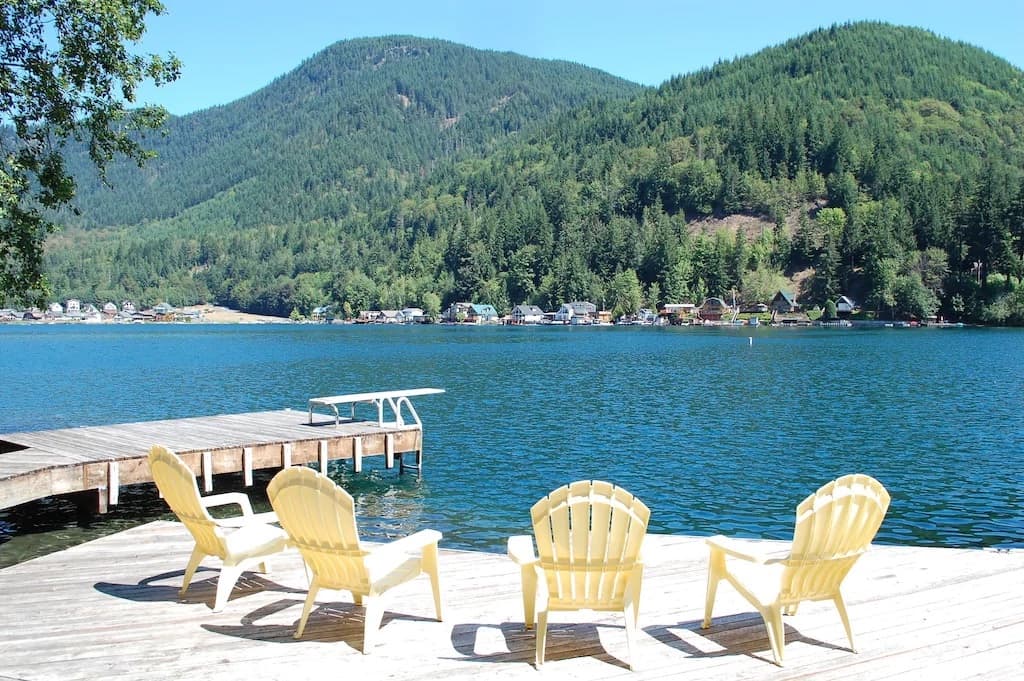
[282, 442, 292, 468]
[307, 388, 444, 426]
[353, 437, 363, 473]
[385, 433, 395, 469]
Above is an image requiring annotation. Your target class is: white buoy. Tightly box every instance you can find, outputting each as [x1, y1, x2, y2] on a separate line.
[749, 336, 753, 346]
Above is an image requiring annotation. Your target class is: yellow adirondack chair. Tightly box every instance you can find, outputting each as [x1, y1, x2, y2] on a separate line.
[147, 445, 289, 612]
[266, 466, 443, 653]
[507, 480, 651, 670]
[702, 473, 891, 665]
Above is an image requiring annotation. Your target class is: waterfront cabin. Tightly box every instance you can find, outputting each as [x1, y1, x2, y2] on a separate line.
[356, 310, 380, 323]
[509, 304, 545, 325]
[466, 304, 499, 324]
[102, 302, 118, 318]
[555, 301, 597, 323]
[698, 297, 731, 322]
[46, 302, 64, 318]
[121, 300, 136, 313]
[377, 310, 401, 324]
[770, 290, 800, 315]
[442, 302, 499, 324]
[442, 302, 471, 323]
[152, 302, 176, 321]
[836, 295, 858, 317]
[399, 307, 426, 323]
[65, 299, 81, 315]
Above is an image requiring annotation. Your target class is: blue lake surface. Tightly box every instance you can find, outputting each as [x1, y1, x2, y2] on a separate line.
[1, 323, 1022, 564]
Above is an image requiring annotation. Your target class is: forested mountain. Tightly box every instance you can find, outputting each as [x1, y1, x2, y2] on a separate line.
[45, 24, 1024, 323]
[60, 36, 643, 229]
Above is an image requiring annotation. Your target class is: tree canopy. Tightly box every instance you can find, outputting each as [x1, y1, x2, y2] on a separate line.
[0, 0, 179, 302]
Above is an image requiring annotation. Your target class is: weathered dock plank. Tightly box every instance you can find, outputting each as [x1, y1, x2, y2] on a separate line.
[0, 409, 429, 510]
[0, 523, 1020, 680]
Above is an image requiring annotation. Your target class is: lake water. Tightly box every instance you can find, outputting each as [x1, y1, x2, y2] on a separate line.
[1, 323, 1022, 566]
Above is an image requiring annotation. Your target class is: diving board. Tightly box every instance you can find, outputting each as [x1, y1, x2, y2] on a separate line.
[308, 387, 445, 427]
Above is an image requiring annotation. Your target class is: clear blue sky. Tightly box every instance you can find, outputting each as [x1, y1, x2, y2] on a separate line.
[134, 0, 1024, 116]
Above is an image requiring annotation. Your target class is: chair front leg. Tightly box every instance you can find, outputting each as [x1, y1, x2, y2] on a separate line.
[362, 596, 386, 654]
[422, 541, 443, 621]
[622, 566, 644, 671]
[702, 547, 725, 628]
[533, 568, 550, 668]
[213, 564, 246, 612]
[519, 563, 538, 630]
[762, 605, 786, 666]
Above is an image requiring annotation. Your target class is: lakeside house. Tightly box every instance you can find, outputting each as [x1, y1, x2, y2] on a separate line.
[770, 290, 800, 314]
[554, 301, 597, 323]
[442, 302, 499, 324]
[152, 303, 176, 321]
[356, 310, 380, 323]
[509, 304, 545, 325]
[770, 289, 811, 325]
[466, 303, 499, 324]
[399, 307, 426, 323]
[698, 297, 731, 322]
[836, 295, 858, 317]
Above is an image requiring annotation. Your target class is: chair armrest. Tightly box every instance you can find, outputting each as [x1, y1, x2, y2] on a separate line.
[706, 535, 772, 564]
[216, 510, 279, 528]
[200, 492, 254, 516]
[507, 535, 537, 565]
[378, 529, 442, 556]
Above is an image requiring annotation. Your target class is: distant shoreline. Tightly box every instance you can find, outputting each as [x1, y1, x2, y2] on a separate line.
[0, 305, 293, 325]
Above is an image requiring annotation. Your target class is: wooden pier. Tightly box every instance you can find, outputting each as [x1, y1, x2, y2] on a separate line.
[0, 522, 1021, 680]
[0, 409, 429, 512]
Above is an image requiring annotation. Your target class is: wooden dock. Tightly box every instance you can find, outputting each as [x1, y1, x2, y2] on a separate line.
[0, 522, 1021, 680]
[0, 410, 428, 512]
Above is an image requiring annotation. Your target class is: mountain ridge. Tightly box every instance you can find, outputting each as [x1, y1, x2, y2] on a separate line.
[44, 23, 1024, 324]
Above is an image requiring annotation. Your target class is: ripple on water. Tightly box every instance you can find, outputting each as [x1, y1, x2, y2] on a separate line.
[1, 324, 1022, 564]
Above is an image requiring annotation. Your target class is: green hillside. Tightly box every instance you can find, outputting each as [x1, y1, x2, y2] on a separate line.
[45, 24, 1024, 323]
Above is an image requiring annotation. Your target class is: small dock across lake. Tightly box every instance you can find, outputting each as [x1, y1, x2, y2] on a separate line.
[0, 522, 1021, 680]
[0, 399, 439, 512]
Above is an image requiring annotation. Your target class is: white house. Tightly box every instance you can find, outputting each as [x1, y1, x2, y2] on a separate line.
[836, 296, 858, 316]
[509, 304, 545, 325]
[554, 301, 597, 323]
[399, 307, 425, 323]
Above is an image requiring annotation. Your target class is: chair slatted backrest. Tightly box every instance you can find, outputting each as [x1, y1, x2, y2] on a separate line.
[782, 474, 891, 601]
[148, 446, 225, 559]
[267, 467, 371, 592]
[530, 480, 650, 609]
